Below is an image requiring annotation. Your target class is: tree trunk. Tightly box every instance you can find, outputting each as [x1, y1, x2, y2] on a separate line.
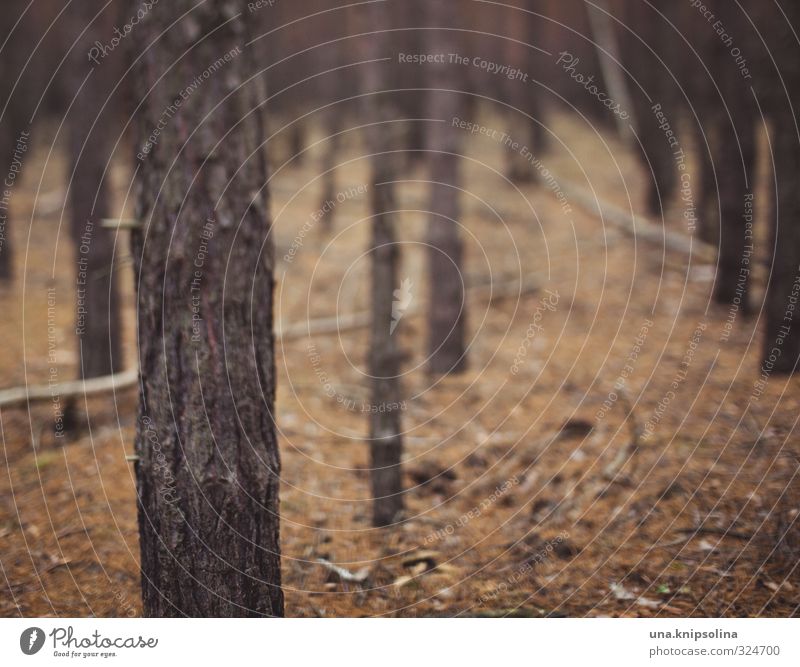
[358, 4, 405, 527]
[763, 110, 800, 374]
[132, 0, 283, 617]
[616, 0, 679, 216]
[0, 0, 34, 281]
[712, 115, 756, 310]
[755, 1, 800, 374]
[502, 2, 546, 182]
[68, 1, 122, 378]
[426, 0, 467, 375]
[702, 1, 757, 311]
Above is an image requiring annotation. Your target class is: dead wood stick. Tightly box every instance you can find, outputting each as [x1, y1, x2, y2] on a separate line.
[0, 273, 540, 410]
[555, 176, 716, 262]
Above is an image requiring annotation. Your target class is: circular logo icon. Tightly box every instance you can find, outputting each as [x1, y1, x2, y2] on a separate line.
[20, 627, 45, 655]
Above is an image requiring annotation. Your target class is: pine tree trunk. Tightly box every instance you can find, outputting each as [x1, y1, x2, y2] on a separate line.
[757, 1, 800, 374]
[360, 4, 405, 527]
[618, 0, 678, 216]
[0, 0, 34, 281]
[131, 0, 283, 617]
[69, 2, 122, 378]
[763, 110, 800, 374]
[705, 2, 757, 311]
[712, 115, 756, 310]
[426, 0, 467, 375]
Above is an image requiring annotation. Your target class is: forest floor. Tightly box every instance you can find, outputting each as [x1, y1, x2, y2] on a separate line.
[1, 109, 799, 617]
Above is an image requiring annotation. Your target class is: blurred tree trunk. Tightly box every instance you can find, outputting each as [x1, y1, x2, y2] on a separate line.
[68, 2, 122, 378]
[0, 0, 34, 281]
[755, 2, 800, 374]
[701, 1, 757, 311]
[359, 3, 405, 527]
[763, 111, 800, 374]
[426, 0, 467, 375]
[503, 1, 546, 182]
[132, 0, 283, 616]
[616, 0, 678, 216]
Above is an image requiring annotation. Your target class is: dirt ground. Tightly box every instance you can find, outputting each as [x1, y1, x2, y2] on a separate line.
[1, 110, 798, 617]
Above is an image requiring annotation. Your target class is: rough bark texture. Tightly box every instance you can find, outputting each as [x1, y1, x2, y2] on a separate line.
[699, 2, 756, 311]
[68, 2, 123, 378]
[426, 0, 467, 375]
[360, 5, 405, 527]
[505, 0, 549, 182]
[0, 0, 34, 281]
[132, 1, 283, 617]
[753, 2, 800, 374]
[763, 112, 800, 374]
[616, 0, 679, 216]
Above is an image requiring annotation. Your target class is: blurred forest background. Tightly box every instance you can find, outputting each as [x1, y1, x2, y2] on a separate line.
[1, 0, 799, 617]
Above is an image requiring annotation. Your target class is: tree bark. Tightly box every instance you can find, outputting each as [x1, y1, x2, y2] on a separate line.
[68, 1, 123, 378]
[699, 1, 757, 311]
[0, 0, 34, 281]
[763, 111, 800, 374]
[358, 4, 405, 527]
[132, 0, 283, 617]
[426, 0, 467, 375]
[616, 0, 679, 216]
[755, 2, 800, 374]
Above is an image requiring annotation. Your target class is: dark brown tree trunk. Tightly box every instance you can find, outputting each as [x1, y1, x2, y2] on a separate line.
[358, 4, 405, 527]
[0, 0, 34, 281]
[288, 122, 304, 164]
[131, 0, 283, 617]
[754, 1, 800, 374]
[367, 154, 405, 526]
[318, 113, 341, 233]
[763, 110, 800, 374]
[502, 0, 548, 182]
[701, 1, 757, 311]
[616, 0, 679, 216]
[694, 123, 719, 246]
[68, 2, 122, 378]
[426, 0, 467, 375]
[712, 116, 756, 310]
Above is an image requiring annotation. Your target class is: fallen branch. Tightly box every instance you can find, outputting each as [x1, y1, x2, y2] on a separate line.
[0, 368, 139, 410]
[555, 176, 716, 262]
[0, 273, 540, 410]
